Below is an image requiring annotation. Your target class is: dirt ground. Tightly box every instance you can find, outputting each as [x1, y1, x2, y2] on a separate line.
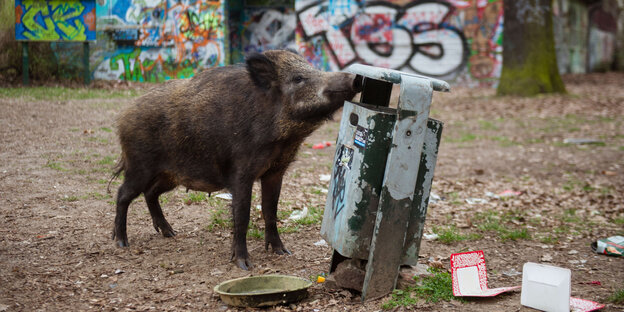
[0, 73, 622, 311]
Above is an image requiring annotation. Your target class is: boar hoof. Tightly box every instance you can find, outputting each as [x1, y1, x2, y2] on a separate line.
[152, 221, 176, 237]
[115, 239, 129, 248]
[265, 241, 292, 255]
[274, 247, 292, 256]
[112, 231, 129, 247]
[234, 257, 253, 271]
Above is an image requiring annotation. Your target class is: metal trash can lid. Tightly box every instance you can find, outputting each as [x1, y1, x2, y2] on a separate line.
[344, 64, 451, 92]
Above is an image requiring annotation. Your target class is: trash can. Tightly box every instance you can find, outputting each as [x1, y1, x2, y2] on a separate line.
[321, 64, 448, 300]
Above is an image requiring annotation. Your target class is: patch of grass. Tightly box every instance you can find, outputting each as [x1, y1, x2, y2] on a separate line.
[207, 207, 232, 231]
[562, 208, 583, 224]
[539, 234, 559, 244]
[99, 127, 113, 133]
[608, 287, 624, 304]
[292, 206, 323, 226]
[88, 192, 112, 200]
[46, 161, 66, 171]
[500, 228, 530, 241]
[478, 120, 498, 130]
[490, 136, 519, 147]
[0, 87, 141, 101]
[62, 195, 79, 202]
[447, 132, 477, 143]
[524, 137, 545, 144]
[474, 210, 530, 241]
[185, 191, 207, 204]
[247, 225, 264, 240]
[381, 268, 459, 310]
[613, 217, 624, 225]
[432, 225, 482, 244]
[278, 225, 301, 234]
[97, 155, 116, 166]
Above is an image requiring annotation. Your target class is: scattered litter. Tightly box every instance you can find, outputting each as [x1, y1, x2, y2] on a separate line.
[485, 191, 499, 199]
[521, 262, 570, 312]
[288, 207, 308, 221]
[497, 190, 522, 197]
[319, 174, 331, 182]
[256, 205, 262, 211]
[540, 254, 553, 262]
[562, 138, 604, 145]
[316, 276, 326, 283]
[114, 269, 124, 275]
[429, 192, 441, 203]
[568, 250, 579, 255]
[215, 193, 232, 200]
[485, 190, 521, 198]
[601, 170, 617, 176]
[100, 274, 108, 278]
[570, 297, 604, 312]
[423, 233, 439, 240]
[521, 263, 605, 312]
[502, 268, 522, 277]
[581, 281, 601, 286]
[591, 235, 623, 256]
[169, 269, 184, 275]
[450, 250, 520, 297]
[313, 239, 328, 247]
[465, 198, 488, 205]
[312, 141, 332, 149]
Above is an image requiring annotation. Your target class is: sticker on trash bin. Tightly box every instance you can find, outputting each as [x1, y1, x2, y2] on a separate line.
[354, 126, 368, 148]
[591, 235, 623, 256]
[335, 145, 354, 170]
[450, 250, 520, 297]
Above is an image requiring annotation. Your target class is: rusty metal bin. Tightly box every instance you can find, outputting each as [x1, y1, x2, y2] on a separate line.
[321, 64, 448, 300]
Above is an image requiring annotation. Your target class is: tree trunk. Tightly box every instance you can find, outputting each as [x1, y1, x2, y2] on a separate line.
[497, 0, 566, 96]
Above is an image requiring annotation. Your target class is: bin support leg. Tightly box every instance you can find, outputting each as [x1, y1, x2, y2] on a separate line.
[22, 42, 29, 86]
[83, 42, 90, 85]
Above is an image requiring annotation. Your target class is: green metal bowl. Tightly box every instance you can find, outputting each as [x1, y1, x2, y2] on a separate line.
[213, 274, 313, 308]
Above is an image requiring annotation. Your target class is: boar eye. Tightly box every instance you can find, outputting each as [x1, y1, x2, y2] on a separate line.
[293, 76, 305, 84]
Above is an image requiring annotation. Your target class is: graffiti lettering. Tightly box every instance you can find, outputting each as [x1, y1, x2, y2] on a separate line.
[296, 0, 503, 85]
[15, 0, 96, 41]
[242, 8, 297, 53]
[296, 1, 468, 77]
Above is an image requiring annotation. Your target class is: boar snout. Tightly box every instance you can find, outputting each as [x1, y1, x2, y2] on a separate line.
[324, 73, 361, 100]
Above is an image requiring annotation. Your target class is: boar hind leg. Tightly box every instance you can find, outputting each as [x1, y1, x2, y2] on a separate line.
[113, 175, 145, 247]
[231, 178, 254, 270]
[144, 175, 177, 238]
[261, 171, 291, 255]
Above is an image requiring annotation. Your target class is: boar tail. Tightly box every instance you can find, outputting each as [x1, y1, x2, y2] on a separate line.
[107, 157, 125, 194]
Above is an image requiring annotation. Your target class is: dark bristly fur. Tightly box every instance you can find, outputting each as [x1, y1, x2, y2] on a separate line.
[111, 50, 362, 270]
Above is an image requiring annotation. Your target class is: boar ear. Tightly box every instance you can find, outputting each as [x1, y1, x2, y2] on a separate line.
[246, 53, 277, 90]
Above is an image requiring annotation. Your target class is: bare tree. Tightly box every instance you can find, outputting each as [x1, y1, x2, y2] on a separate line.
[497, 0, 566, 96]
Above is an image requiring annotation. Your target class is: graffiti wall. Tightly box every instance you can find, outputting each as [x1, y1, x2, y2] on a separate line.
[15, 0, 96, 41]
[294, 0, 504, 86]
[93, 0, 225, 82]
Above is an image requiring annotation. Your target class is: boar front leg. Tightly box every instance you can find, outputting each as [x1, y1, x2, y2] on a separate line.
[231, 178, 254, 270]
[261, 170, 291, 255]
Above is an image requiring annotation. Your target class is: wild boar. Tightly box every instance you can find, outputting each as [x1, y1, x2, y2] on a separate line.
[111, 50, 362, 269]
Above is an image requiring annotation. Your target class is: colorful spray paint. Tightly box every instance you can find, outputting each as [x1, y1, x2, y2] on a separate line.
[93, 0, 225, 82]
[15, 0, 96, 41]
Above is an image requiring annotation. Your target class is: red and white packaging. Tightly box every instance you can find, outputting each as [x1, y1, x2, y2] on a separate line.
[450, 250, 520, 297]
